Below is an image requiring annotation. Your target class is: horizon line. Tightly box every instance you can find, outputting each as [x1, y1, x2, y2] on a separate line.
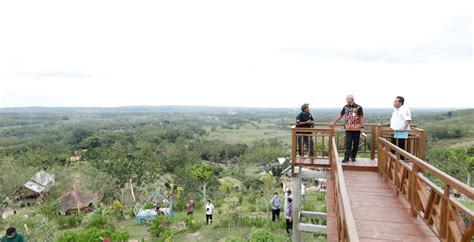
[0, 105, 472, 110]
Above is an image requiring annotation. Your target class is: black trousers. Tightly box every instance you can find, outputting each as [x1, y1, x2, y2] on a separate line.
[297, 134, 314, 156]
[392, 138, 406, 160]
[206, 214, 213, 224]
[286, 219, 293, 234]
[344, 131, 360, 159]
[272, 209, 280, 221]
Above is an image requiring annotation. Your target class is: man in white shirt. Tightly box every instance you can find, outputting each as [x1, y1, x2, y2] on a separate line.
[390, 96, 411, 156]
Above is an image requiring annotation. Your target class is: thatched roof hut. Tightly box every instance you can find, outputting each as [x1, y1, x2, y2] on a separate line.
[58, 189, 96, 215]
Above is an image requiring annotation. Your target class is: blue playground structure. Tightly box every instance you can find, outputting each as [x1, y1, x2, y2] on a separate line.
[135, 191, 173, 223]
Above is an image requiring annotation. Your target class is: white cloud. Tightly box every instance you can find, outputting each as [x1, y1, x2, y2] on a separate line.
[0, 0, 472, 108]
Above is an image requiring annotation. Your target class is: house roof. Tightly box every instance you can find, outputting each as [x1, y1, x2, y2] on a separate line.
[58, 190, 96, 210]
[277, 157, 286, 165]
[21, 170, 55, 193]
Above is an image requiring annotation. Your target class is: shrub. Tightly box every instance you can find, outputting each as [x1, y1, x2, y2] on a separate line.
[84, 209, 117, 231]
[225, 235, 245, 242]
[148, 215, 172, 238]
[56, 229, 129, 242]
[250, 229, 276, 242]
[56, 214, 83, 229]
[184, 216, 202, 231]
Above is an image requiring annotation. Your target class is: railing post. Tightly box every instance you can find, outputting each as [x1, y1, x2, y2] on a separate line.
[292, 175, 302, 242]
[419, 131, 426, 160]
[409, 164, 419, 217]
[370, 126, 376, 160]
[329, 127, 334, 165]
[291, 129, 296, 176]
[377, 126, 383, 174]
[439, 184, 450, 239]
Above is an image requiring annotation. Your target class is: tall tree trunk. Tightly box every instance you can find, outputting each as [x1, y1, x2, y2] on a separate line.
[130, 178, 136, 202]
[202, 182, 207, 204]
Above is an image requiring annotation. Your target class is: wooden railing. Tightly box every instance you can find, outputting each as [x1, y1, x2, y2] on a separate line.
[320, 123, 388, 160]
[290, 126, 359, 241]
[378, 137, 474, 242]
[331, 137, 360, 242]
[291, 126, 334, 175]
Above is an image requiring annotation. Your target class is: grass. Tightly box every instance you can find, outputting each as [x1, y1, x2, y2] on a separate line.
[207, 124, 290, 145]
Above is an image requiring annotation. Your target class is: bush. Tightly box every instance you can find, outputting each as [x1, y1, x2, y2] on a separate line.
[56, 214, 83, 229]
[173, 198, 187, 212]
[302, 202, 315, 211]
[185, 216, 202, 231]
[148, 215, 172, 238]
[247, 193, 257, 204]
[214, 198, 225, 208]
[56, 229, 129, 242]
[225, 235, 245, 242]
[85, 209, 117, 231]
[250, 229, 276, 242]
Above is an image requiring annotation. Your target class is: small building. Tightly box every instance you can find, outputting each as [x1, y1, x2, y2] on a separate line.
[58, 189, 96, 215]
[13, 170, 55, 205]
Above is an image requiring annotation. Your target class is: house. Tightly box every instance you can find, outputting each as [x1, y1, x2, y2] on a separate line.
[58, 189, 96, 215]
[13, 170, 55, 205]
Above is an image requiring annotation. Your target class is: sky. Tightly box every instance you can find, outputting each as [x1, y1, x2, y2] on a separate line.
[0, 0, 472, 109]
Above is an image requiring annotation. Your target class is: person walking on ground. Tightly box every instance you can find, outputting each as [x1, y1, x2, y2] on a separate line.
[285, 198, 293, 234]
[270, 192, 281, 222]
[284, 189, 293, 217]
[186, 199, 195, 216]
[205, 199, 215, 225]
[331, 94, 364, 162]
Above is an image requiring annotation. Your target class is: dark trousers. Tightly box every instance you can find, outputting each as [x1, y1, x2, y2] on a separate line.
[272, 209, 280, 221]
[206, 214, 213, 224]
[344, 131, 360, 159]
[297, 134, 314, 156]
[286, 219, 293, 234]
[392, 138, 406, 160]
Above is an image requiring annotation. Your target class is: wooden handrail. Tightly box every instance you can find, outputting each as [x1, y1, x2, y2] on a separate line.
[378, 137, 473, 241]
[331, 137, 360, 242]
[379, 138, 473, 197]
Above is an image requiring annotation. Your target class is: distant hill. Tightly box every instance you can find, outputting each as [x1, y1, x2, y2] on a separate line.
[0, 106, 456, 114]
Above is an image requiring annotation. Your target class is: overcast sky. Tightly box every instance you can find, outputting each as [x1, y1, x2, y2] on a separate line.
[0, 0, 472, 108]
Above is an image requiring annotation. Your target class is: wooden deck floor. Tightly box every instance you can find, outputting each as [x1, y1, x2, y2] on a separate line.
[344, 171, 437, 241]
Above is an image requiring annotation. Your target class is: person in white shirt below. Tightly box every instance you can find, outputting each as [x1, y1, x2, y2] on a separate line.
[205, 199, 215, 225]
[390, 96, 412, 158]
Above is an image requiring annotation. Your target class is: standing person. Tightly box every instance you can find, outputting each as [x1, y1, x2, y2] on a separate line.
[186, 199, 195, 216]
[390, 96, 412, 158]
[1, 227, 24, 242]
[285, 198, 293, 235]
[296, 103, 315, 157]
[270, 192, 281, 222]
[331, 95, 364, 162]
[283, 189, 293, 217]
[205, 199, 215, 225]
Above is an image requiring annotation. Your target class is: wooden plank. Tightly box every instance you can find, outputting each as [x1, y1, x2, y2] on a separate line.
[300, 211, 327, 220]
[297, 223, 327, 234]
[344, 170, 437, 241]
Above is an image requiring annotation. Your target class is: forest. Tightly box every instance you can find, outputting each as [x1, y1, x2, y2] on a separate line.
[0, 107, 472, 241]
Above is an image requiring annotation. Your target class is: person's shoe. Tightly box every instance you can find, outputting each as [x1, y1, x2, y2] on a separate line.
[351, 157, 356, 162]
[342, 158, 349, 163]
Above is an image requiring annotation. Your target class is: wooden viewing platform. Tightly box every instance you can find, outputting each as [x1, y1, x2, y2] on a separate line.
[290, 124, 473, 242]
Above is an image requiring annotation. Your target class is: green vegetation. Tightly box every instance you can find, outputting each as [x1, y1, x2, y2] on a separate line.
[0, 107, 472, 241]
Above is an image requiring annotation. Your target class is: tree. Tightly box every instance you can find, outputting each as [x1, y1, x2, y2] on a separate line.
[190, 163, 214, 203]
[260, 172, 274, 218]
